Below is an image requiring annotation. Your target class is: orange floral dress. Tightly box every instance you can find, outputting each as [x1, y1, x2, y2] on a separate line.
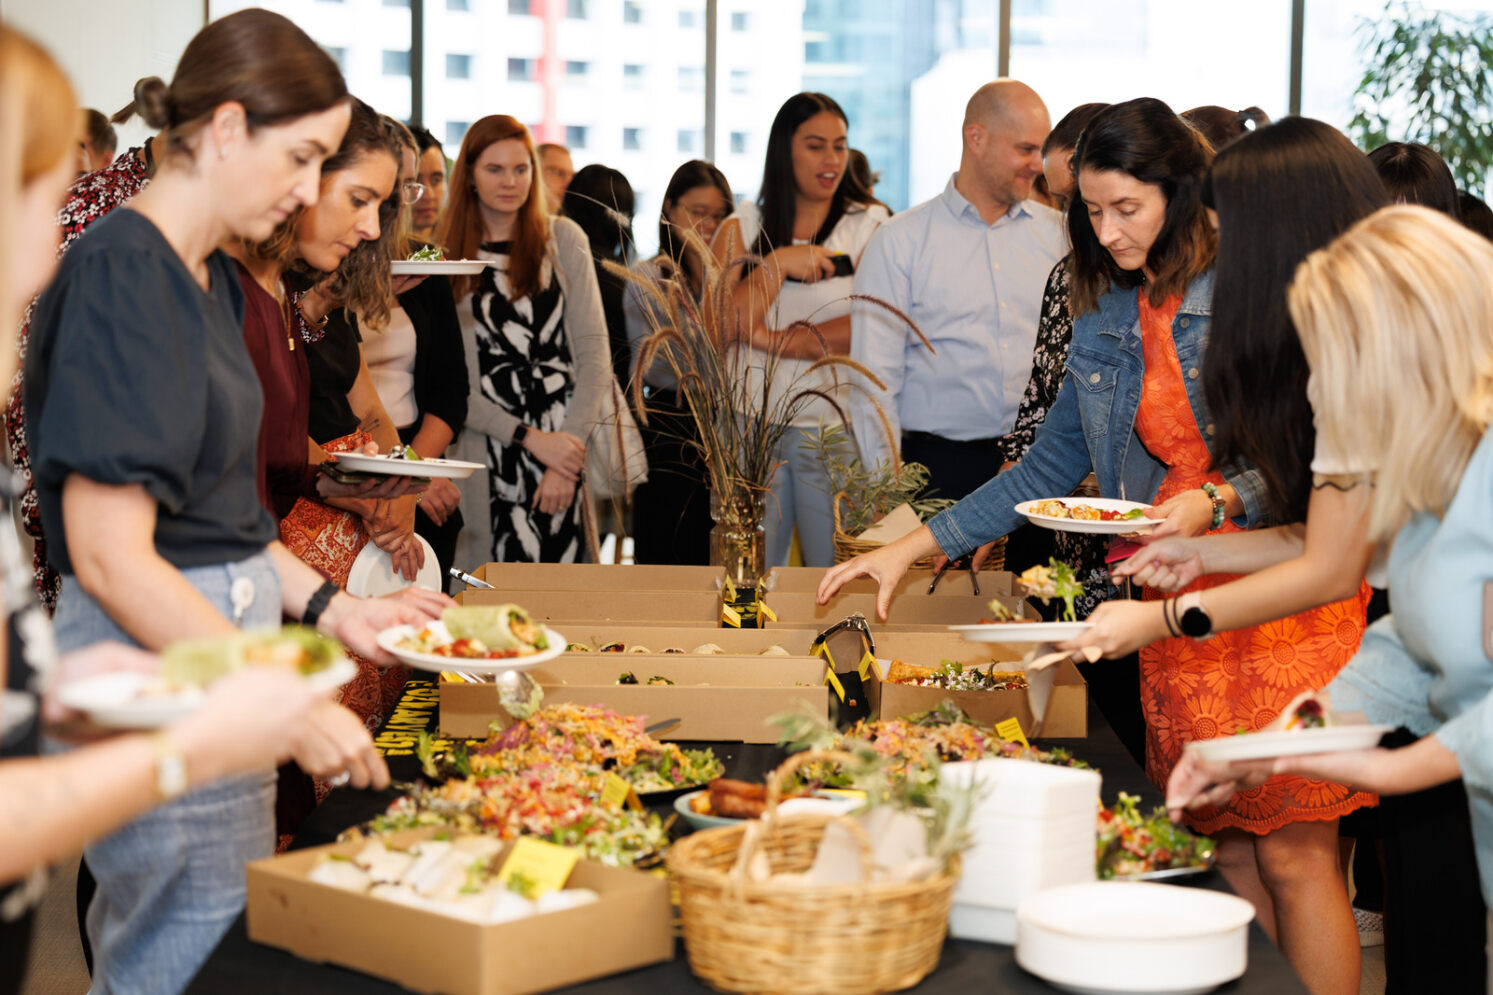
[1133, 293, 1375, 835]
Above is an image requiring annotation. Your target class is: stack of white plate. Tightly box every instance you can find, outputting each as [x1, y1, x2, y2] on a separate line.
[1016, 881, 1254, 993]
[940, 757, 1102, 944]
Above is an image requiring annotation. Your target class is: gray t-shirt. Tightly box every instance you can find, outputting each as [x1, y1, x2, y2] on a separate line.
[25, 208, 278, 575]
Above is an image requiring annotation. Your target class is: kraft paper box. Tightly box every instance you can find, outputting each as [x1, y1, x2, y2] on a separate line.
[439, 651, 829, 741]
[866, 631, 1088, 738]
[763, 565, 1015, 600]
[245, 829, 673, 995]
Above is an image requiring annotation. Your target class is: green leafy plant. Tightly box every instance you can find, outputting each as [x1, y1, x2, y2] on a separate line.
[801, 422, 955, 535]
[1350, 0, 1493, 195]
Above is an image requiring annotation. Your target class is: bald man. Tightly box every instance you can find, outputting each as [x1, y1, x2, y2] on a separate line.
[850, 79, 1066, 516]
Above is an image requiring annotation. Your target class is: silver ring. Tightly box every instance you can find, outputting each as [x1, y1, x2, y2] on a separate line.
[328, 771, 351, 788]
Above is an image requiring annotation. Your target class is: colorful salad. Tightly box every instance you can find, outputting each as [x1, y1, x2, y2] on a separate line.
[398, 604, 549, 660]
[1096, 792, 1216, 879]
[887, 659, 1027, 692]
[1030, 500, 1148, 522]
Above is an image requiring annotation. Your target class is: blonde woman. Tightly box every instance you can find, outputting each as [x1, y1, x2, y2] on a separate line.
[1169, 205, 1493, 987]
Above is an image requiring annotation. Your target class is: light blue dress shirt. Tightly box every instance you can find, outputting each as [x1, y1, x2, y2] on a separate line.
[1323, 428, 1493, 905]
[849, 174, 1066, 466]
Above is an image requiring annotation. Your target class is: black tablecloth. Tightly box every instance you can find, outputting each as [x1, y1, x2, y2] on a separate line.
[187, 680, 1306, 994]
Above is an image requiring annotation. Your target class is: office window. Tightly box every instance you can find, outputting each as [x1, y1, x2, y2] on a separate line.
[382, 49, 410, 76]
[623, 127, 643, 151]
[730, 68, 750, 94]
[623, 64, 644, 89]
[446, 54, 472, 79]
[382, 0, 409, 6]
[447, 0, 469, 8]
[320, 45, 347, 71]
[446, 121, 470, 147]
[623, 1, 642, 23]
[730, 131, 748, 155]
[678, 65, 703, 91]
[677, 129, 701, 154]
[566, 60, 591, 78]
[508, 57, 533, 82]
[679, 9, 700, 28]
[508, 0, 529, 14]
[731, 11, 750, 30]
[566, 125, 589, 149]
[566, 0, 587, 17]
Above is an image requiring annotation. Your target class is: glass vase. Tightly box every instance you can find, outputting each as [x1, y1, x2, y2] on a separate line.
[709, 487, 766, 624]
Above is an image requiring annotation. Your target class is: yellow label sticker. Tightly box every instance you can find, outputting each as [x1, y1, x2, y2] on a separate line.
[756, 600, 777, 623]
[824, 666, 846, 701]
[818, 788, 867, 801]
[497, 837, 579, 898]
[858, 649, 877, 680]
[721, 603, 742, 627]
[600, 772, 632, 808]
[995, 717, 1029, 748]
[722, 576, 737, 602]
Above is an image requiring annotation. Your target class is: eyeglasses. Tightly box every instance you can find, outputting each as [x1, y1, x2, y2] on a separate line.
[401, 180, 426, 206]
[679, 204, 730, 223]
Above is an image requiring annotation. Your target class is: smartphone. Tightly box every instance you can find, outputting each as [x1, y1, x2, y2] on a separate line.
[783, 253, 855, 282]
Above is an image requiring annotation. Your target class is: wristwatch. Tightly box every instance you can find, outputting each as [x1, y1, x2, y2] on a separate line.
[512, 423, 530, 447]
[150, 731, 188, 801]
[1177, 591, 1214, 640]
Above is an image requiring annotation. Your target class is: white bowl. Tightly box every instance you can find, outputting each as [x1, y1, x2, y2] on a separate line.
[941, 757, 1102, 820]
[1016, 881, 1254, 994]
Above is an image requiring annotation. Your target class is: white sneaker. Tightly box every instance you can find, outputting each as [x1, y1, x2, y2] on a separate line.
[1354, 907, 1385, 947]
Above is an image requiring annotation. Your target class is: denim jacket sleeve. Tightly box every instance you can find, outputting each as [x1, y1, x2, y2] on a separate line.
[926, 369, 1093, 557]
[1219, 462, 1271, 530]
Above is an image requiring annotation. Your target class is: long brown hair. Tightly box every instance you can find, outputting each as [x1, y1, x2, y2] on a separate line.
[437, 114, 549, 300]
[147, 9, 347, 162]
[1067, 98, 1215, 316]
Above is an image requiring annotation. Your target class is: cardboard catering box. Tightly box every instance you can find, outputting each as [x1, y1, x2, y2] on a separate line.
[439, 653, 830, 741]
[246, 829, 672, 995]
[866, 631, 1088, 738]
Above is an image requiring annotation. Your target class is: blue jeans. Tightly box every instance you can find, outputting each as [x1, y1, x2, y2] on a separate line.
[52, 552, 281, 995]
[766, 425, 847, 569]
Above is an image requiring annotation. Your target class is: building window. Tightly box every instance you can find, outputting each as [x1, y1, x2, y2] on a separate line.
[508, 0, 529, 14]
[678, 65, 703, 91]
[507, 57, 533, 82]
[320, 45, 347, 71]
[730, 131, 748, 155]
[447, 0, 470, 9]
[446, 54, 472, 79]
[730, 11, 750, 30]
[623, 1, 642, 23]
[679, 9, 700, 28]
[623, 64, 644, 89]
[566, 0, 587, 17]
[382, 0, 409, 6]
[623, 127, 643, 151]
[446, 121, 470, 147]
[730, 68, 749, 94]
[382, 49, 410, 77]
[565, 60, 590, 79]
[677, 129, 700, 154]
[566, 125, 589, 149]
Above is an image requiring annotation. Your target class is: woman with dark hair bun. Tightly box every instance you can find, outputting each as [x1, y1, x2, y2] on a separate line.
[1181, 105, 1270, 152]
[1040, 101, 1108, 213]
[821, 98, 1369, 995]
[624, 159, 733, 564]
[713, 91, 889, 568]
[1368, 141, 1460, 217]
[563, 163, 637, 390]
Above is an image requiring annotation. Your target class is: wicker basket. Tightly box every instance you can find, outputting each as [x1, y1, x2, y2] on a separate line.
[668, 750, 958, 994]
[831, 491, 1005, 573]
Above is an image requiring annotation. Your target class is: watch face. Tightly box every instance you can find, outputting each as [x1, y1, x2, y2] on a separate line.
[1180, 606, 1211, 638]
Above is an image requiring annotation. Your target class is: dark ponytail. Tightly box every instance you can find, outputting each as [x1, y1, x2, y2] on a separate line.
[111, 76, 169, 129]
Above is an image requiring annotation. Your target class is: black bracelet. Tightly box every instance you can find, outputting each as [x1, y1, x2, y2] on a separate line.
[1162, 598, 1181, 638]
[302, 579, 340, 629]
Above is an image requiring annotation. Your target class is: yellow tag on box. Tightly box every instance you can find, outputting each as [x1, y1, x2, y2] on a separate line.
[995, 717, 1029, 748]
[857, 649, 876, 680]
[824, 666, 846, 702]
[600, 773, 632, 808]
[497, 837, 579, 898]
[721, 603, 742, 627]
[756, 600, 777, 623]
[722, 576, 737, 602]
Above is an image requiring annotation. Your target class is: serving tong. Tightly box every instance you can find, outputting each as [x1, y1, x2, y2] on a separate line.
[927, 555, 981, 596]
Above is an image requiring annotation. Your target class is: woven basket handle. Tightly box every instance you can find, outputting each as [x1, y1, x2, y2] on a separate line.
[729, 749, 875, 888]
[832, 491, 850, 534]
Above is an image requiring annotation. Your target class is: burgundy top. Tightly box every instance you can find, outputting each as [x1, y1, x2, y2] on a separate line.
[236, 263, 320, 519]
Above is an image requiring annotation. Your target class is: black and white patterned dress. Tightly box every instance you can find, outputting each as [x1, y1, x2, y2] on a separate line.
[1009, 258, 1113, 619]
[470, 241, 583, 563]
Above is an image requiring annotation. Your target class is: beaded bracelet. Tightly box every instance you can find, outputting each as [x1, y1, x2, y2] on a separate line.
[1200, 482, 1225, 530]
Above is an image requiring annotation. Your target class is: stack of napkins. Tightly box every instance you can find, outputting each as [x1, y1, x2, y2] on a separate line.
[939, 757, 1101, 944]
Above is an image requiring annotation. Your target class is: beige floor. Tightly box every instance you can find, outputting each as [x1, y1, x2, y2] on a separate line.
[20, 857, 1388, 995]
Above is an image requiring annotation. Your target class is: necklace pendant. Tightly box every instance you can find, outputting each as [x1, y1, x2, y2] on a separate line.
[288, 335, 295, 352]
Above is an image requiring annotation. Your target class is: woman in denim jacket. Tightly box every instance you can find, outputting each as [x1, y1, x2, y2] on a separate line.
[820, 99, 1369, 995]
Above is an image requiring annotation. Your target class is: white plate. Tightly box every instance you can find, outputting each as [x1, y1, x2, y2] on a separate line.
[949, 621, 1091, 643]
[1016, 881, 1254, 994]
[55, 657, 358, 730]
[391, 260, 490, 275]
[1188, 723, 1393, 764]
[345, 535, 442, 598]
[1015, 498, 1158, 534]
[376, 620, 566, 674]
[331, 452, 484, 479]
